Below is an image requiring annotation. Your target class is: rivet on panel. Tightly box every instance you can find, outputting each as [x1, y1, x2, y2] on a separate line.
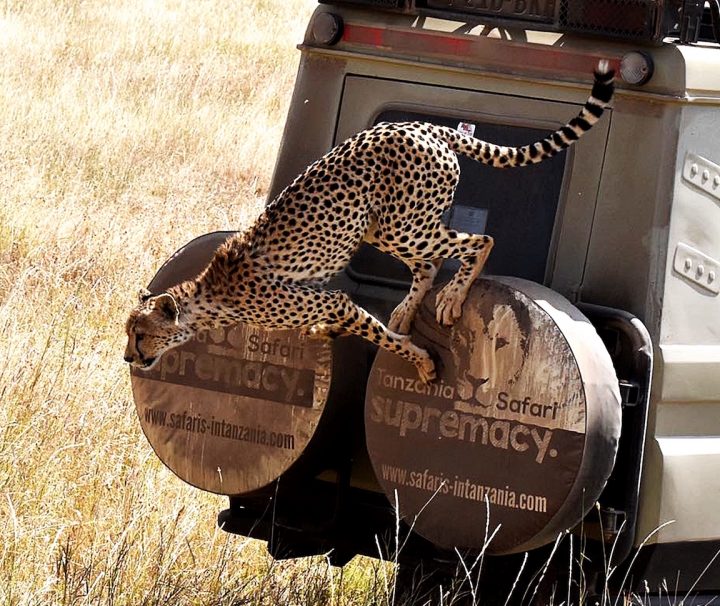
[690, 163, 699, 176]
[684, 258, 693, 271]
[702, 170, 710, 182]
[714, 175, 720, 188]
[697, 264, 705, 277]
[709, 271, 716, 283]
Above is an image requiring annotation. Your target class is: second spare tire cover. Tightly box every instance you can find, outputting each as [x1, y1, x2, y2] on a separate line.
[364, 277, 621, 555]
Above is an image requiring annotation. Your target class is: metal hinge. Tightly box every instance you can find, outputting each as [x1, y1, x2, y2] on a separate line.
[683, 152, 720, 202]
[600, 507, 627, 542]
[673, 242, 720, 295]
[619, 379, 640, 407]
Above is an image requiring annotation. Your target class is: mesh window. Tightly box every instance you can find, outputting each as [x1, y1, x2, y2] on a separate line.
[559, 0, 659, 39]
[320, 0, 404, 7]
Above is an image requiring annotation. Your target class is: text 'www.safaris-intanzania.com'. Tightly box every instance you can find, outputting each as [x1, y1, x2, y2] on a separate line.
[143, 407, 296, 450]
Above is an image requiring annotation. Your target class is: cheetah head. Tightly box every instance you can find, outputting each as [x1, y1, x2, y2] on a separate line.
[124, 288, 191, 370]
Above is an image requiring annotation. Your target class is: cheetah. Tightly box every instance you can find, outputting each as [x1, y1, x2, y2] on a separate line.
[125, 62, 614, 384]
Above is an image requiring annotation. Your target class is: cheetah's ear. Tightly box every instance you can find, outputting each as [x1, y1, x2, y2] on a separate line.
[154, 293, 180, 322]
[138, 287, 153, 303]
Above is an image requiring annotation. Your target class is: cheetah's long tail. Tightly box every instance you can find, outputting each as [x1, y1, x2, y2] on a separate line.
[437, 61, 614, 168]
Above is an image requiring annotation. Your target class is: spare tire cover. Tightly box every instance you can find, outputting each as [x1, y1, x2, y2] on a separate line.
[130, 232, 332, 496]
[365, 277, 621, 554]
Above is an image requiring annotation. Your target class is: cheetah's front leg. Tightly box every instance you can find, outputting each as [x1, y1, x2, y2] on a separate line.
[326, 291, 436, 383]
[261, 284, 436, 383]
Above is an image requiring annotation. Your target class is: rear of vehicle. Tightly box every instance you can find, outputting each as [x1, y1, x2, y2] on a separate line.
[133, 0, 720, 598]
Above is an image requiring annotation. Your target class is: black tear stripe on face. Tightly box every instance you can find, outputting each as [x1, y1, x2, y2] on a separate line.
[142, 357, 156, 369]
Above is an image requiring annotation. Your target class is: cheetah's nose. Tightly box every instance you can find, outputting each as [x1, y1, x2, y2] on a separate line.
[124, 355, 133, 364]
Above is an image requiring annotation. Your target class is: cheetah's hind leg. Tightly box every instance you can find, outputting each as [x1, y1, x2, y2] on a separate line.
[388, 259, 442, 334]
[433, 230, 494, 326]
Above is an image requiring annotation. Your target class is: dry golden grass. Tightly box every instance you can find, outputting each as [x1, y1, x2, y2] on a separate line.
[0, 2, 696, 604]
[0, 1, 391, 603]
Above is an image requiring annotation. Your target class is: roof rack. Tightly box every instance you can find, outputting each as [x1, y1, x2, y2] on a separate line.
[319, 0, 720, 45]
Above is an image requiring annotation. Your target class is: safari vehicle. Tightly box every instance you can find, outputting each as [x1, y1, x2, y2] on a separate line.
[130, 0, 720, 601]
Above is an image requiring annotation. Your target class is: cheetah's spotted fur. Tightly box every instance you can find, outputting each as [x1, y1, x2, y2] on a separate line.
[125, 63, 614, 383]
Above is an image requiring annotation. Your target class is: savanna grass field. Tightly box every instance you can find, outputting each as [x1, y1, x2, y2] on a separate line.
[5, 2, 716, 605]
[0, 1, 393, 603]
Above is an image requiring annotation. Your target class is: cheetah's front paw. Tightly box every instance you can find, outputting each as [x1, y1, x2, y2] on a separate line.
[415, 351, 436, 384]
[400, 335, 436, 383]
